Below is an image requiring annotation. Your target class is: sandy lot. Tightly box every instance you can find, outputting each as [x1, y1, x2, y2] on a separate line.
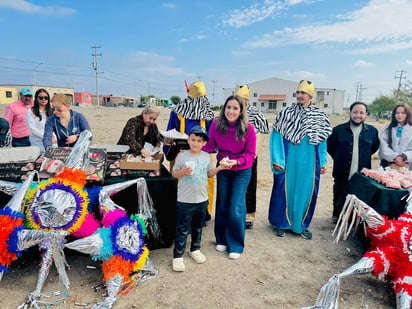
[0, 105, 396, 309]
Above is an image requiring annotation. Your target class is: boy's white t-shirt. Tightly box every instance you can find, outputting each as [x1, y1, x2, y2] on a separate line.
[173, 150, 213, 203]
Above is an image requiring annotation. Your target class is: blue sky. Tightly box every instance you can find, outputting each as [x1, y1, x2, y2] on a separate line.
[1, 0, 412, 105]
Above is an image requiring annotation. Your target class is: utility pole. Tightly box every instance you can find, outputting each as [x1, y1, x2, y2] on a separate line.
[354, 82, 366, 101]
[92, 45, 102, 107]
[196, 75, 202, 81]
[395, 70, 407, 102]
[211, 80, 217, 105]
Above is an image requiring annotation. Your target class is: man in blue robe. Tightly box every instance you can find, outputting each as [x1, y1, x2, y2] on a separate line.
[268, 80, 332, 239]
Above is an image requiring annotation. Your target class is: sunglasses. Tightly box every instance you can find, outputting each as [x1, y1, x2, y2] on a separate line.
[397, 126, 403, 138]
[38, 96, 49, 100]
[296, 91, 307, 95]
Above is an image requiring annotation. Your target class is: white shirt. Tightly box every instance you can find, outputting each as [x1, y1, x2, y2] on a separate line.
[26, 109, 47, 152]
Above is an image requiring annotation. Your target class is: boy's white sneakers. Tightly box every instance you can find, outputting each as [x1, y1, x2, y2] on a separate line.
[189, 250, 207, 264]
[172, 257, 185, 272]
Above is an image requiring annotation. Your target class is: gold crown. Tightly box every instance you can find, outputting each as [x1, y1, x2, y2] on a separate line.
[188, 81, 207, 98]
[297, 80, 315, 97]
[235, 85, 250, 100]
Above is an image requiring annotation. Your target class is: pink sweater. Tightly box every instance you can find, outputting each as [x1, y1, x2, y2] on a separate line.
[203, 120, 256, 171]
[4, 100, 33, 138]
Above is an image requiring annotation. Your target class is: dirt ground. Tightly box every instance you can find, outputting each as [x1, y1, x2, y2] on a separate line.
[0, 106, 397, 309]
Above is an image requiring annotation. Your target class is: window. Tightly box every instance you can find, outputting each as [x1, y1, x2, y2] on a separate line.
[261, 102, 264, 107]
[268, 101, 277, 110]
[293, 93, 296, 97]
[324, 103, 328, 108]
[5, 91, 12, 98]
[282, 102, 287, 107]
[85, 94, 90, 101]
[253, 92, 258, 98]
[253, 102, 257, 107]
[327, 91, 330, 95]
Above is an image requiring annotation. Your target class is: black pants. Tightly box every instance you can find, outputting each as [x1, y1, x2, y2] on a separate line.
[173, 200, 208, 258]
[333, 180, 348, 217]
[246, 157, 258, 215]
[12, 136, 30, 147]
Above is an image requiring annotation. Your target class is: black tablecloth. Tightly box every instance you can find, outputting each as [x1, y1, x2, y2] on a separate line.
[0, 166, 177, 251]
[338, 172, 408, 219]
[109, 165, 177, 250]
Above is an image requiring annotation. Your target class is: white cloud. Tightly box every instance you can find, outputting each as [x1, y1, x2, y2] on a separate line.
[354, 60, 373, 68]
[179, 34, 207, 43]
[0, 0, 76, 15]
[407, 59, 412, 65]
[283, 70, 326, 81]
[223, 1, 284, 28]
[245, 0, 412, 54]
[232, 50, 252, 57]
[126, 51, 186, 76]
[160, 3, 177, 9]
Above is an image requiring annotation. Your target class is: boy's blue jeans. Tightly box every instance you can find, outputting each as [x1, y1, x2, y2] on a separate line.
[173, 200, 208, 258]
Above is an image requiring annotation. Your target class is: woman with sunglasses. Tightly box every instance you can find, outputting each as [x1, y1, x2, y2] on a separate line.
[379, 103, 412, 170]
[25, 88, 54, 152]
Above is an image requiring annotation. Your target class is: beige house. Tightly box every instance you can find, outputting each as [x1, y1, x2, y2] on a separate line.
[223, 77, 345, 115]
[0, 84, 74, 105]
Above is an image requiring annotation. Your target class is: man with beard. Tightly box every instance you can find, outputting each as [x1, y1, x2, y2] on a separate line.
[327, 101, 380, 223]
[269, 80, 331, 240]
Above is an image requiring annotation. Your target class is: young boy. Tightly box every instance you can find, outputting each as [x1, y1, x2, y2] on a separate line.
[171, 125, 224, 272]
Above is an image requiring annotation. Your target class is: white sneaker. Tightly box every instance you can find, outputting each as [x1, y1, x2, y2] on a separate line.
[189, 250, 206, 264]
[216, 244, 227, 252]
[172, 258, 185, 272]
[228, 252, 241, 260]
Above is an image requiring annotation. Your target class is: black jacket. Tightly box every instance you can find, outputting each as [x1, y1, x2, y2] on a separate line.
[327, 121, 379, 181]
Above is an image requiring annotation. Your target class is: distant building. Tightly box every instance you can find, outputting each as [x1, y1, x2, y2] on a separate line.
[92, 95, 140, 107]
[0, 84, 74, 105]
[223, 77, 345, 114]
[74, 92, 92, 105]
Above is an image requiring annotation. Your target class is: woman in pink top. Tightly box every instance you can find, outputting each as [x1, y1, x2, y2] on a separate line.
[203, 95, 256, 259]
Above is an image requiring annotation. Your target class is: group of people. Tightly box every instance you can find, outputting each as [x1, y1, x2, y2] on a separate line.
[2, 86, 90, 152]
[3, 82, 412, 274]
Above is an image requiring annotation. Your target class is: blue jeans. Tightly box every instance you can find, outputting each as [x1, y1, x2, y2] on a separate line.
[215, 168, 251, 254]
[173, 200, 208, 258]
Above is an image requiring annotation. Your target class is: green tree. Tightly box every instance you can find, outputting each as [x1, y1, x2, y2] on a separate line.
[170, 96, 180, 106]
[368, 96, 396, 119]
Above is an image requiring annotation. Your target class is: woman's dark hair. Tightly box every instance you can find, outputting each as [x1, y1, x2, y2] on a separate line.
[386, 103, 412, 149]
[32, 88, 53, 121]
[216, 95, 248, 140]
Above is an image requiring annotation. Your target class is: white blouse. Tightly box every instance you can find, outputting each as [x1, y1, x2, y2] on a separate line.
[26, 109, 47, 152]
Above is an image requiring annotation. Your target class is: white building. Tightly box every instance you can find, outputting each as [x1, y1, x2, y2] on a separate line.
[223, 77, 345, 115]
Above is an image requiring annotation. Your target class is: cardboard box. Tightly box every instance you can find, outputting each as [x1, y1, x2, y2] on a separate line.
[120, 157, 160, 171]
[38, 147, 107, 184]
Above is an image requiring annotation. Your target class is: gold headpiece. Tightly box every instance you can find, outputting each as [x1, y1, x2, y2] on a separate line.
[235, 85, 250, 100]
[297, 80, 315, 97]
[188, 81, 207, 98]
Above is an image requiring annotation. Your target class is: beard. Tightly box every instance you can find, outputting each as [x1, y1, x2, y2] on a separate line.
[350, 118, 363, 126]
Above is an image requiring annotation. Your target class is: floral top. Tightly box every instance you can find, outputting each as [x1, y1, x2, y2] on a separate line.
[117, 114, 161, 155]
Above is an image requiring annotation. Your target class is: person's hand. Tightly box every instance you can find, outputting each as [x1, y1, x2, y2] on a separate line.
[66, 134, 78, 145]
[225, 159, 238, 168]
[52, 136, 57, 144]
[320, 166, 327, 174]
[394, 156, 405, 165]
[140, 149, 151, 158]
[182, 166, 193, 175]
[272, 163, 284, 172]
